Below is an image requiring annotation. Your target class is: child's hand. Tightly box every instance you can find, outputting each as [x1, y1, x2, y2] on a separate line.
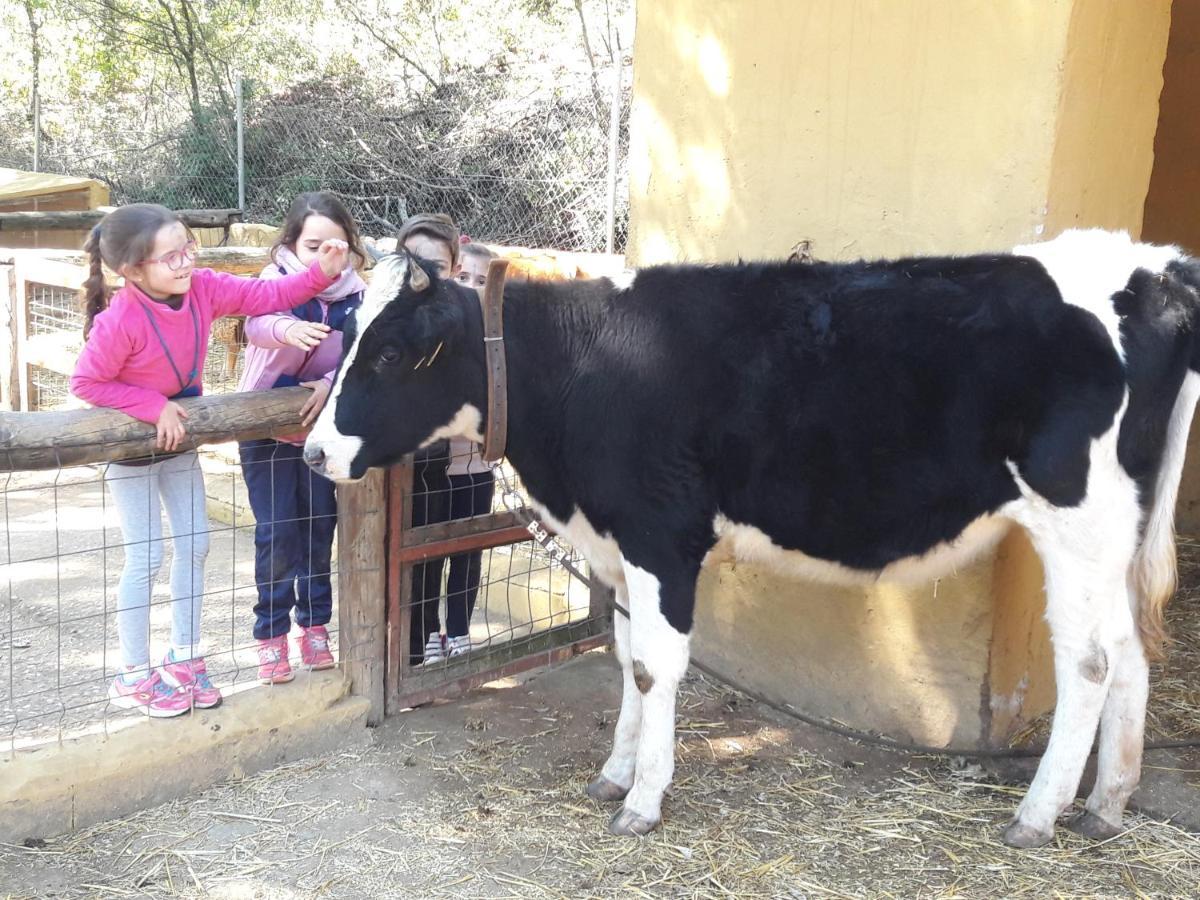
[299, 379, 332, 427]
[156, 401, 188, 452]
[317, 239, 350, 279]
[284, 320, 331, 351]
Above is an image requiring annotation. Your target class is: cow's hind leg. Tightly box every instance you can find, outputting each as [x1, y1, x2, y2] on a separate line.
[608, 557, 694, 837]
[588, 583, 639, 802]
[1069, 626, 1148, 839]
[1003, 531, 1135, 848]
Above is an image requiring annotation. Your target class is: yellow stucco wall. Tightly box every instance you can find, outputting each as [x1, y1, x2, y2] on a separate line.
[1044, 1, 1172, 236]
[629, 1, 1069, 265]
[629, 0, 1172, 745]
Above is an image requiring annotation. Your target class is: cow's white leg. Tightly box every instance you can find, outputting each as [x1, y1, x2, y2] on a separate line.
[1070, 627, 1147, 839]
[588, 584, 639, 802]
[609, 559, 691, 837]
[1004, 547, 1129, 848]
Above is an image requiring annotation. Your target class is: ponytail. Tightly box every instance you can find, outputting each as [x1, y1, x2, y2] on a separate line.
[77, 203, 181, 340]
[81, 225, 109, 340]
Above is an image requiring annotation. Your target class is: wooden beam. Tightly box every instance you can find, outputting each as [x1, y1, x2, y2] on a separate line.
[337, 468, 388, 725]
[0, 386, 315, 471]
[393, 524, 533, 564]
[0, 247, 272, 278]
[0, 265, 17, 410]
[386, 460, 415, 707]
[0, 208, 244, 232]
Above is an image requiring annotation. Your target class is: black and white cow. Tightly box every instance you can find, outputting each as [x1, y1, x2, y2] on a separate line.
[305, 229, 1200, 847]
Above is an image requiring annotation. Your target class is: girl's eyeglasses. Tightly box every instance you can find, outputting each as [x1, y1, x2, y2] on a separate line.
[142, 240, 198, 271]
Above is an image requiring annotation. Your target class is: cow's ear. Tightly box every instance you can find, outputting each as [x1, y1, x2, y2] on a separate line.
[411, 294, 465, 357]
[408, 260, 430, 293]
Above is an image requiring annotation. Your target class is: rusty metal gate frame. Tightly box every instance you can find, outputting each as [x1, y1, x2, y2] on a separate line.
[384, 458, 612, 712]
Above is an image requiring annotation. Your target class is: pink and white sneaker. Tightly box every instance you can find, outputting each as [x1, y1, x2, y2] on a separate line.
[257, 635, 294, 684]
[298, 625, 335, 670]
[160, 650, 223, 709]
[107, 669, 192, 718]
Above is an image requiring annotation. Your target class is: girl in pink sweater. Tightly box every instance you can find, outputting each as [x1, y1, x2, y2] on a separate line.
[70, 203, 348, 717]
[236, 192, 367, 684]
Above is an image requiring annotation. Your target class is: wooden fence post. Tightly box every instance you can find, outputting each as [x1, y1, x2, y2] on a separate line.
[336, 468, 388, 725]
[0, 264, 17, 411]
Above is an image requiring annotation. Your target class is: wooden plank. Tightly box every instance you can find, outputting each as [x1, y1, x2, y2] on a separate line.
[0, 386, 316, 471]
[0, 208, 243, 232]
[14, 274, 30, 412]
[24, 332, 81, 376]
[386, 461, 415, 708]
[404, 508, 524, 546]
[0, 265, 16, 410]
[1, 247, 271, 277]
[336, 467, 387, 726]
[393, 625, 609, 710]
[394, 524, 533, 564]
[14, 255, 87, 291]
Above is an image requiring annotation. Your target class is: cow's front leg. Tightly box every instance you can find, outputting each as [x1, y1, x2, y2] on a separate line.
[609, 558, 694, 837]
[588, 584, 639, 802]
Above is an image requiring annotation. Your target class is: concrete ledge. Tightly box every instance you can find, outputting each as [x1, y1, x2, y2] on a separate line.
[0, 670, 370, 843]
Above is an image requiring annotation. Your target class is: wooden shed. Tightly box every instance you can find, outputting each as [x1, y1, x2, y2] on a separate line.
[0, 168, 110, 251]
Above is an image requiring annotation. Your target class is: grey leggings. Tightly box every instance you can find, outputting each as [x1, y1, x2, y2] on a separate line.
[105, 451, 210, 669]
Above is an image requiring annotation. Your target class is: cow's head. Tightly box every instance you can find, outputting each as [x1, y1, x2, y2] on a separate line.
[304, 251, 484, 481]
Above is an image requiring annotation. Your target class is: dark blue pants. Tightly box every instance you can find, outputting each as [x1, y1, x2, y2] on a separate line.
[239, 439, 338, 640]
[409, 468, 497, 663]
[409, 443, 451, 664]
[445, 472, 496, 636]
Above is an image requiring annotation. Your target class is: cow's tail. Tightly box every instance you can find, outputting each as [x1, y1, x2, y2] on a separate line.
[1132, 373, 1200, 661]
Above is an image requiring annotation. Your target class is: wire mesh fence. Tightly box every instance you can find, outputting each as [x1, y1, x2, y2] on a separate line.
[0, 453, 333, 750]
[3, 60, 629, 254]
[406, 443, 597, 662]
[0, 427, 609, 750]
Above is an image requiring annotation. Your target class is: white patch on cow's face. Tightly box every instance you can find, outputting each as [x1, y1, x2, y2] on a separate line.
[418, 403, 485, 448]
[306, 254, 410, 480]
[1015, 229, 1181, 363]
[609, 268, 638, 292]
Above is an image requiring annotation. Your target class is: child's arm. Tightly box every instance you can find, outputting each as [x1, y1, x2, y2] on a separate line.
[205, 238, 349, 318]
[203, 262, 337, 320]
[244, 313, 301, 349]
[70, 314, 169, 423]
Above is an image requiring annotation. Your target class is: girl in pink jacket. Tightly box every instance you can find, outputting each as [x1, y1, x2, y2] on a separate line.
[236, 192, 367, 685]
[71, 203, 348, 717]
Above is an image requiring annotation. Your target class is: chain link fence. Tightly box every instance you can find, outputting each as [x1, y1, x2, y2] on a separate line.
[2, 60, 629, 253]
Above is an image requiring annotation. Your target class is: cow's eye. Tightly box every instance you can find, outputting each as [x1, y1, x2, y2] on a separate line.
[378, 347, 401, 365]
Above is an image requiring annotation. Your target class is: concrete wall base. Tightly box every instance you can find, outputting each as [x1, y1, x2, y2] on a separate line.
[0, 670, 370, 843]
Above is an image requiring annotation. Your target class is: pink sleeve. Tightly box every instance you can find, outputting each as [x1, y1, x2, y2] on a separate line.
[70, 313, 168, 423]
[244, 314, 298, 349]
[199, 262, 336, 319]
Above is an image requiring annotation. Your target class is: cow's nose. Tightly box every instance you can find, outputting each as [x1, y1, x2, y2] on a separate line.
[303, 444, 326, 471]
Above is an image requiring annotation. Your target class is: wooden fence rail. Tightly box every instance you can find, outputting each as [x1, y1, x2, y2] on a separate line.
[0, 208, 243, 233]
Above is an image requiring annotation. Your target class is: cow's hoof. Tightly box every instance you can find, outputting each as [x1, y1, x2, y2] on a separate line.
[609, 807, 661, 837]
[1001, 821, 1053, 849]
[1067, 811, 1122, 841]
[586, 775, 630, 803]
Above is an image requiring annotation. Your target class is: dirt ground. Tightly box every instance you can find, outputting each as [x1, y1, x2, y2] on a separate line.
[4, 491, 1200, 897]
[2, 638, 1199, 899]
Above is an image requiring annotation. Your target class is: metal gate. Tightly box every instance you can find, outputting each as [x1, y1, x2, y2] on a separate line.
[383, 451, 611, 712]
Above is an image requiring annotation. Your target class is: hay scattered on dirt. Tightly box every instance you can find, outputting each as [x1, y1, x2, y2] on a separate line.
[4, 547, 1200, 897]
